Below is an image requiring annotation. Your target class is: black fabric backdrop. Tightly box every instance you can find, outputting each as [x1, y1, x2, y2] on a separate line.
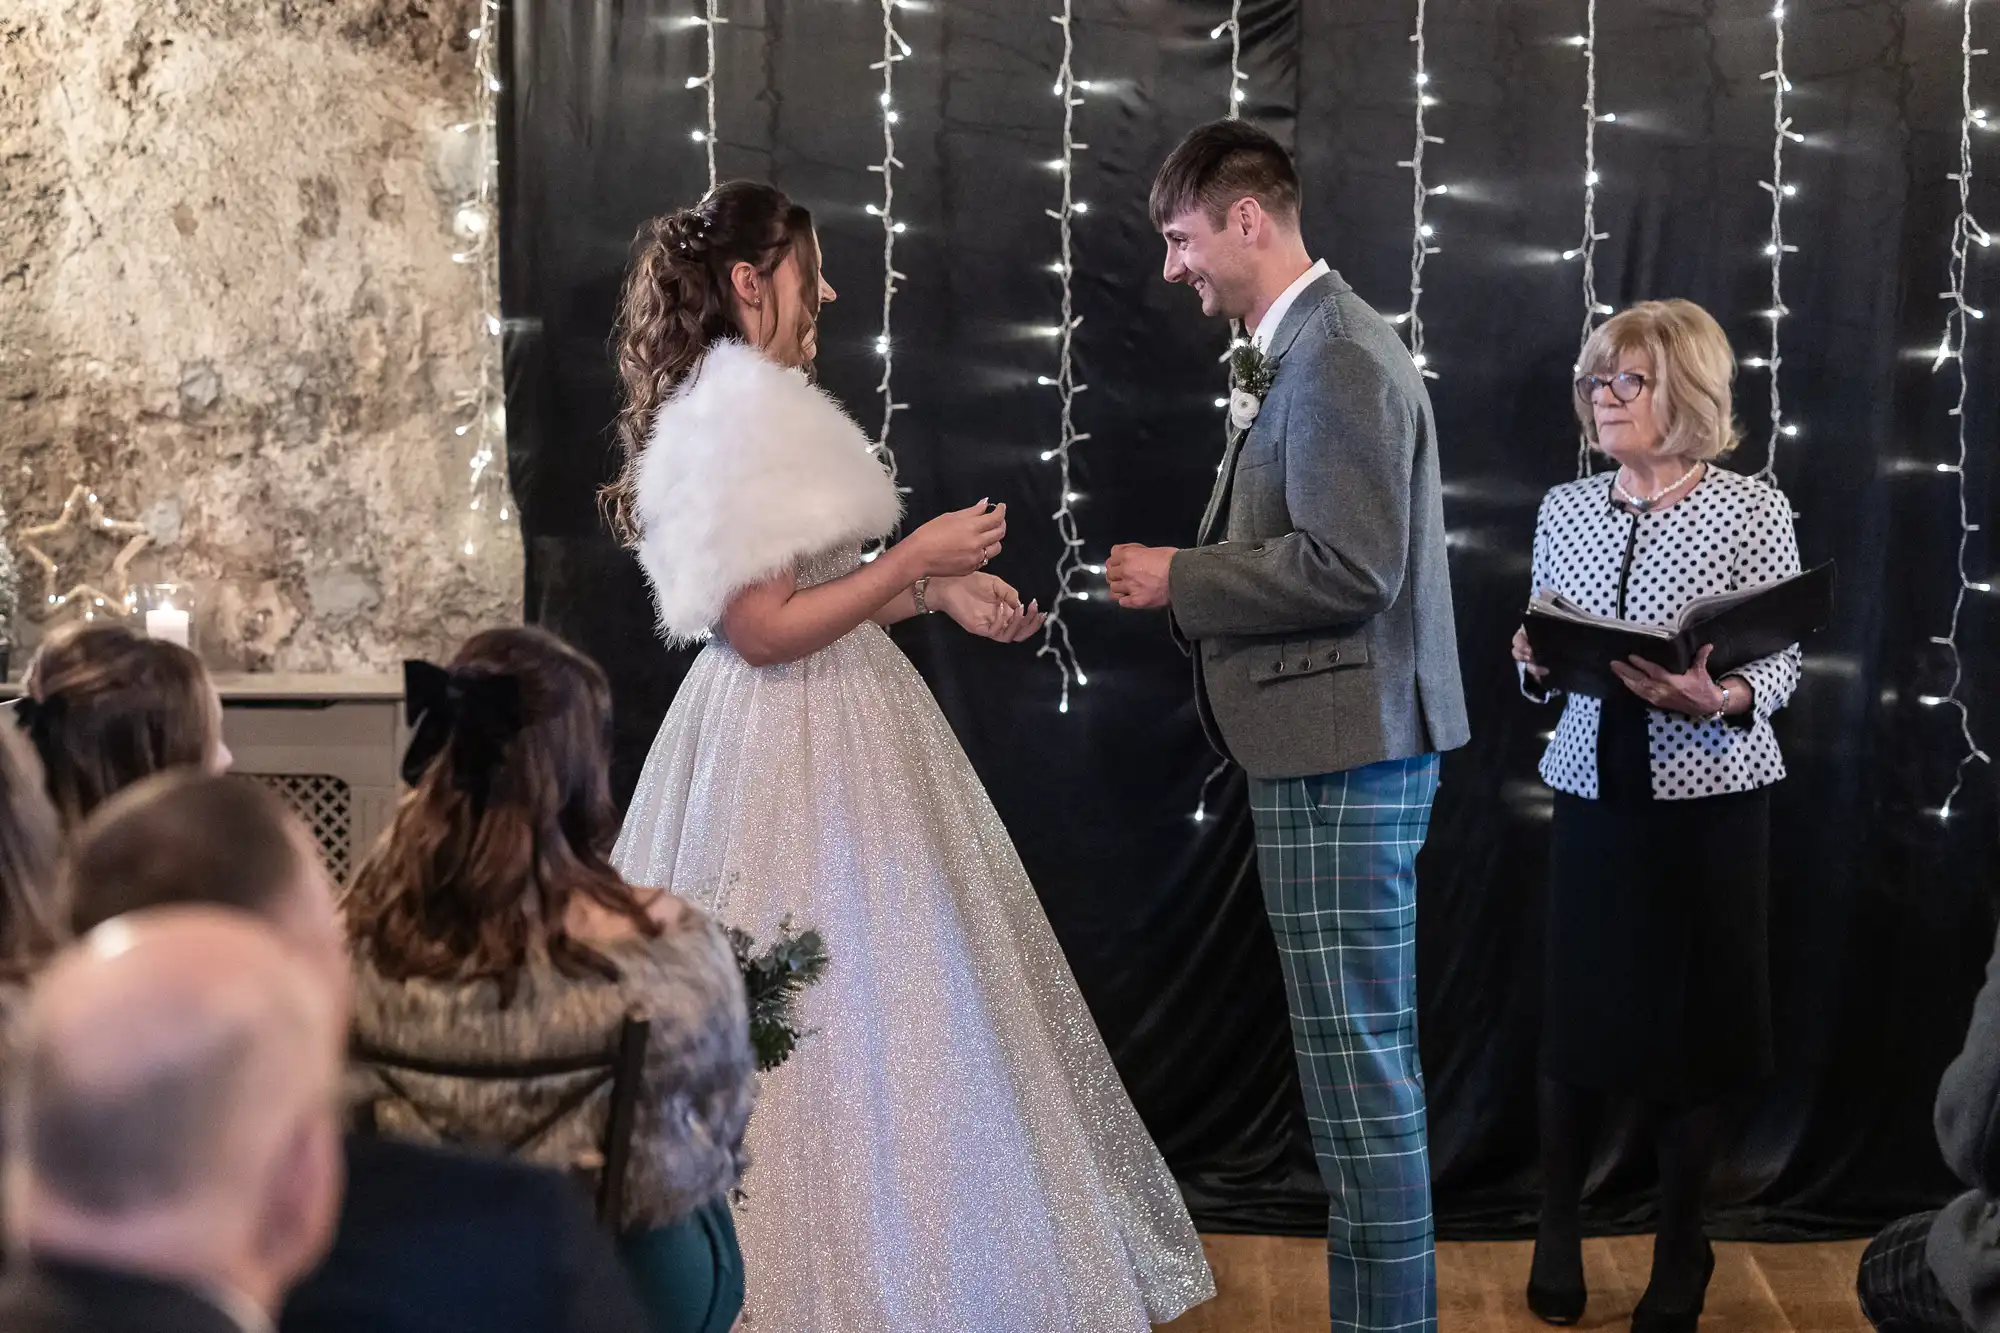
[501, 0, 2000, 1237]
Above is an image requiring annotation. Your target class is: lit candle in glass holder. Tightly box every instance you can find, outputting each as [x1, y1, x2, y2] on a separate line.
[132, 583, 194, 651]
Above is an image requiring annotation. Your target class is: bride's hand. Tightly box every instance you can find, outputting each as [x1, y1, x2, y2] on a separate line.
[935, 574, 1044, 643]
[900, 501, 1007, 578]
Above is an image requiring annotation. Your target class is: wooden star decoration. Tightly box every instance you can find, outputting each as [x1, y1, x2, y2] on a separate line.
[18, 484, 152, 622]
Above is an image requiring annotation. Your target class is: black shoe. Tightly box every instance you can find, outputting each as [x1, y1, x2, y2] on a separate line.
[1526, 1275, 1586, 1326]
[1631, 1239, 1716, 1333]
[1526, 1231, 1587, 1326]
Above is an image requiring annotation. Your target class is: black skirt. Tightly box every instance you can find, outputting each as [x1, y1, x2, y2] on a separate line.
[1541, 689, 1775, 1100]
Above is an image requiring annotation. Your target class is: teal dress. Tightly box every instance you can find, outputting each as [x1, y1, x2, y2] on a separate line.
[618, 1198, 744, 1333]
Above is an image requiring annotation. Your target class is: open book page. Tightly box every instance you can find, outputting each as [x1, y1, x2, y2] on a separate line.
[1529, 589, 1675, 639]
[1671, 580, 1784, 632]
[1531, 570, 1810, 638]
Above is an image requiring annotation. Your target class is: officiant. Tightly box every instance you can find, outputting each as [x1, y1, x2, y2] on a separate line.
[1507, 299, 1803, 1333]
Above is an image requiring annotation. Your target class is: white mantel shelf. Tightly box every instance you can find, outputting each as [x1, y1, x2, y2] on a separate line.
[1, 673, 403, 702]
[209, 673, 403, 701]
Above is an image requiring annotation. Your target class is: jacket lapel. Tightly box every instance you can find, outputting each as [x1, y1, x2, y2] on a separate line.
[1197, 421, 1247, 546]
[1192, 273, 1346, 547]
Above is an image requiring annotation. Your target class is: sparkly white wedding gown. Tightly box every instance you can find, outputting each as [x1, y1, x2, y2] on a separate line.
[611, 339, 1214, 1333]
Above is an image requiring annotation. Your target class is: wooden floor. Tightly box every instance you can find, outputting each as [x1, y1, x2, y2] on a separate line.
[1159, 1235, 1871, 1333]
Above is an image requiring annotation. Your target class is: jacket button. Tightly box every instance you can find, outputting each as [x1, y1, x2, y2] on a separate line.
[1300, 658, 1312, 669]
[1330, 650, 1341, 663]
[1272, 662, 1285, 673]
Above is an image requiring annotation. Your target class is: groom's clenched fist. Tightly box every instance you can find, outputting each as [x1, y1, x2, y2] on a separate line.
[1106, 543, 1177, 609]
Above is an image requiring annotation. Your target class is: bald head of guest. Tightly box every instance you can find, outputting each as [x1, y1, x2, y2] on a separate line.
[64, 772, 348, 1015]
[6, 908, 345, 1317]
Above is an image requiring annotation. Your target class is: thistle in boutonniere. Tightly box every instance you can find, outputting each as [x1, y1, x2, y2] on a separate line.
[1224, 339, 1276, 433]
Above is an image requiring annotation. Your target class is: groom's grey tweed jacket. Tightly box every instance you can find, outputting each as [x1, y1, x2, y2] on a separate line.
[1168, 270, 1470, 780]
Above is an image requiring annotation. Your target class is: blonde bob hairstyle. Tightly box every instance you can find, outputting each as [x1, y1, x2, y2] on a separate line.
[1574, 299, 1741, 461]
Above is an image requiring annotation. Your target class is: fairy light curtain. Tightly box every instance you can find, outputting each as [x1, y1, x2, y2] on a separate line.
[504, 0, 1996, 1235]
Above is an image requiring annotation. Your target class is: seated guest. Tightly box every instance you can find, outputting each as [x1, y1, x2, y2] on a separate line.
[67, 771, 652, 1333]
[342, 627, 755, 1333]
[20, 622, 231, 829]
[1858, 922, 2000, 1333]
[0, 719, 65, 1023]
[0, 908, 345, 1333]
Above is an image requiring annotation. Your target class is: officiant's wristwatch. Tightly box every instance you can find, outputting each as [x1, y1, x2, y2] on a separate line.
[913, 576, 933, 614]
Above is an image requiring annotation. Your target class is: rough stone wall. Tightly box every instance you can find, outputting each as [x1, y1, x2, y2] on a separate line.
[0, 0, 520, 672]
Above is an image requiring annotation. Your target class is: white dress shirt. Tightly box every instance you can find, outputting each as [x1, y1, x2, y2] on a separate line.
[1249, 258, 1330, 352]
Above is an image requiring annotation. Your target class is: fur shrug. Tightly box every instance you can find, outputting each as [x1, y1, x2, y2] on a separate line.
[636, 339, 902, 644]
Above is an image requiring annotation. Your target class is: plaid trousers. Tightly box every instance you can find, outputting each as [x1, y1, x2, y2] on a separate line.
[1250, 753, 1441, 1333]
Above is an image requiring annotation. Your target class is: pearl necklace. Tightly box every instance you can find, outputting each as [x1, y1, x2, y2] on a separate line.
[1613, 461, 1703, 512]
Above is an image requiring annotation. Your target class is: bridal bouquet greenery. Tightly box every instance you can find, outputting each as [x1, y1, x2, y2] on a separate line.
[728, 916, 830, 1072]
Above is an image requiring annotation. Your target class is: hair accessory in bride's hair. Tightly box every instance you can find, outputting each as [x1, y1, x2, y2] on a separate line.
[671, 208, 711, 257]
[399, 659, 525, 796]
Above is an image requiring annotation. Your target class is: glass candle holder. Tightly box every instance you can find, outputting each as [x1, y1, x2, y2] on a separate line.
[129, 582, 196, 652]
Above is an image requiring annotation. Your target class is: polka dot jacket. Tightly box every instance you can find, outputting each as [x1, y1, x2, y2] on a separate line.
[1519, 466, 1802, 801]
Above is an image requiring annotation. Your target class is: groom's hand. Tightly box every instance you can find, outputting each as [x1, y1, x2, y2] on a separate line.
[1106, 544, 1176, 609]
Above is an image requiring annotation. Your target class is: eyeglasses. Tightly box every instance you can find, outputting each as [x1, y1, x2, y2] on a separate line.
[1574, 371, 1651, 404]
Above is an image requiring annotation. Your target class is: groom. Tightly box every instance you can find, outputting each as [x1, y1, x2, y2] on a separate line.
[1107, 120, 1468, 1333]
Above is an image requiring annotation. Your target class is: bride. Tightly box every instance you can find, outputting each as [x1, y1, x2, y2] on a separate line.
[606, 179, 1215, 1331]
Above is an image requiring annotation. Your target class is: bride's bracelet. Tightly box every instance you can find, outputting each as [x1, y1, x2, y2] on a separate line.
[913, 576, 933, 615]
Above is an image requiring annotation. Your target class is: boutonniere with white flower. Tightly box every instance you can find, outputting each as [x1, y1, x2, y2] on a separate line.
[1223, 339, 1277, 433]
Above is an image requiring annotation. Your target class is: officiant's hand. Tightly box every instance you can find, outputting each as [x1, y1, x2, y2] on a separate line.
[1106, 544, 1176, 609]
[1511, 627, 1549, 681]
[936, 574, 1045, 643]
[1610, 644, 1745, 717]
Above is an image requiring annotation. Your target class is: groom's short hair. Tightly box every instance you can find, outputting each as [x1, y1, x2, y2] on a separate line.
[1149, 120, 1300, 231]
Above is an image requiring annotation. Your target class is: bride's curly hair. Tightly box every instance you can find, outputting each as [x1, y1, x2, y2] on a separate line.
[602, 181, 818, 548]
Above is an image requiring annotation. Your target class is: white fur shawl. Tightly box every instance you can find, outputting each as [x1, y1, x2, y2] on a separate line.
[635, 339, 902, 644]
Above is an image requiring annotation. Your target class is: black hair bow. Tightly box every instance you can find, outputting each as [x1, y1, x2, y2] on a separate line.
[400, 660, 525, 795]
[10, 695, 62, 746]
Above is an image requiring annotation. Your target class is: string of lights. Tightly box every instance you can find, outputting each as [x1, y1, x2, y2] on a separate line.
[1920, 0, 1994, 822]
[867, 0, 912, 495]
[450, 0, 510, 557]
[1034, 1, 1095, 714]
[1191, 1, 1253, 807]
[1562, 5, 1612, 478]
[685, 2, 723, 190]
[1192, 759, 1235, 825]
[1211, 0, 1247, 117]
[1395, 0, 1443, 380]
[1747, 0, 1801, 483]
